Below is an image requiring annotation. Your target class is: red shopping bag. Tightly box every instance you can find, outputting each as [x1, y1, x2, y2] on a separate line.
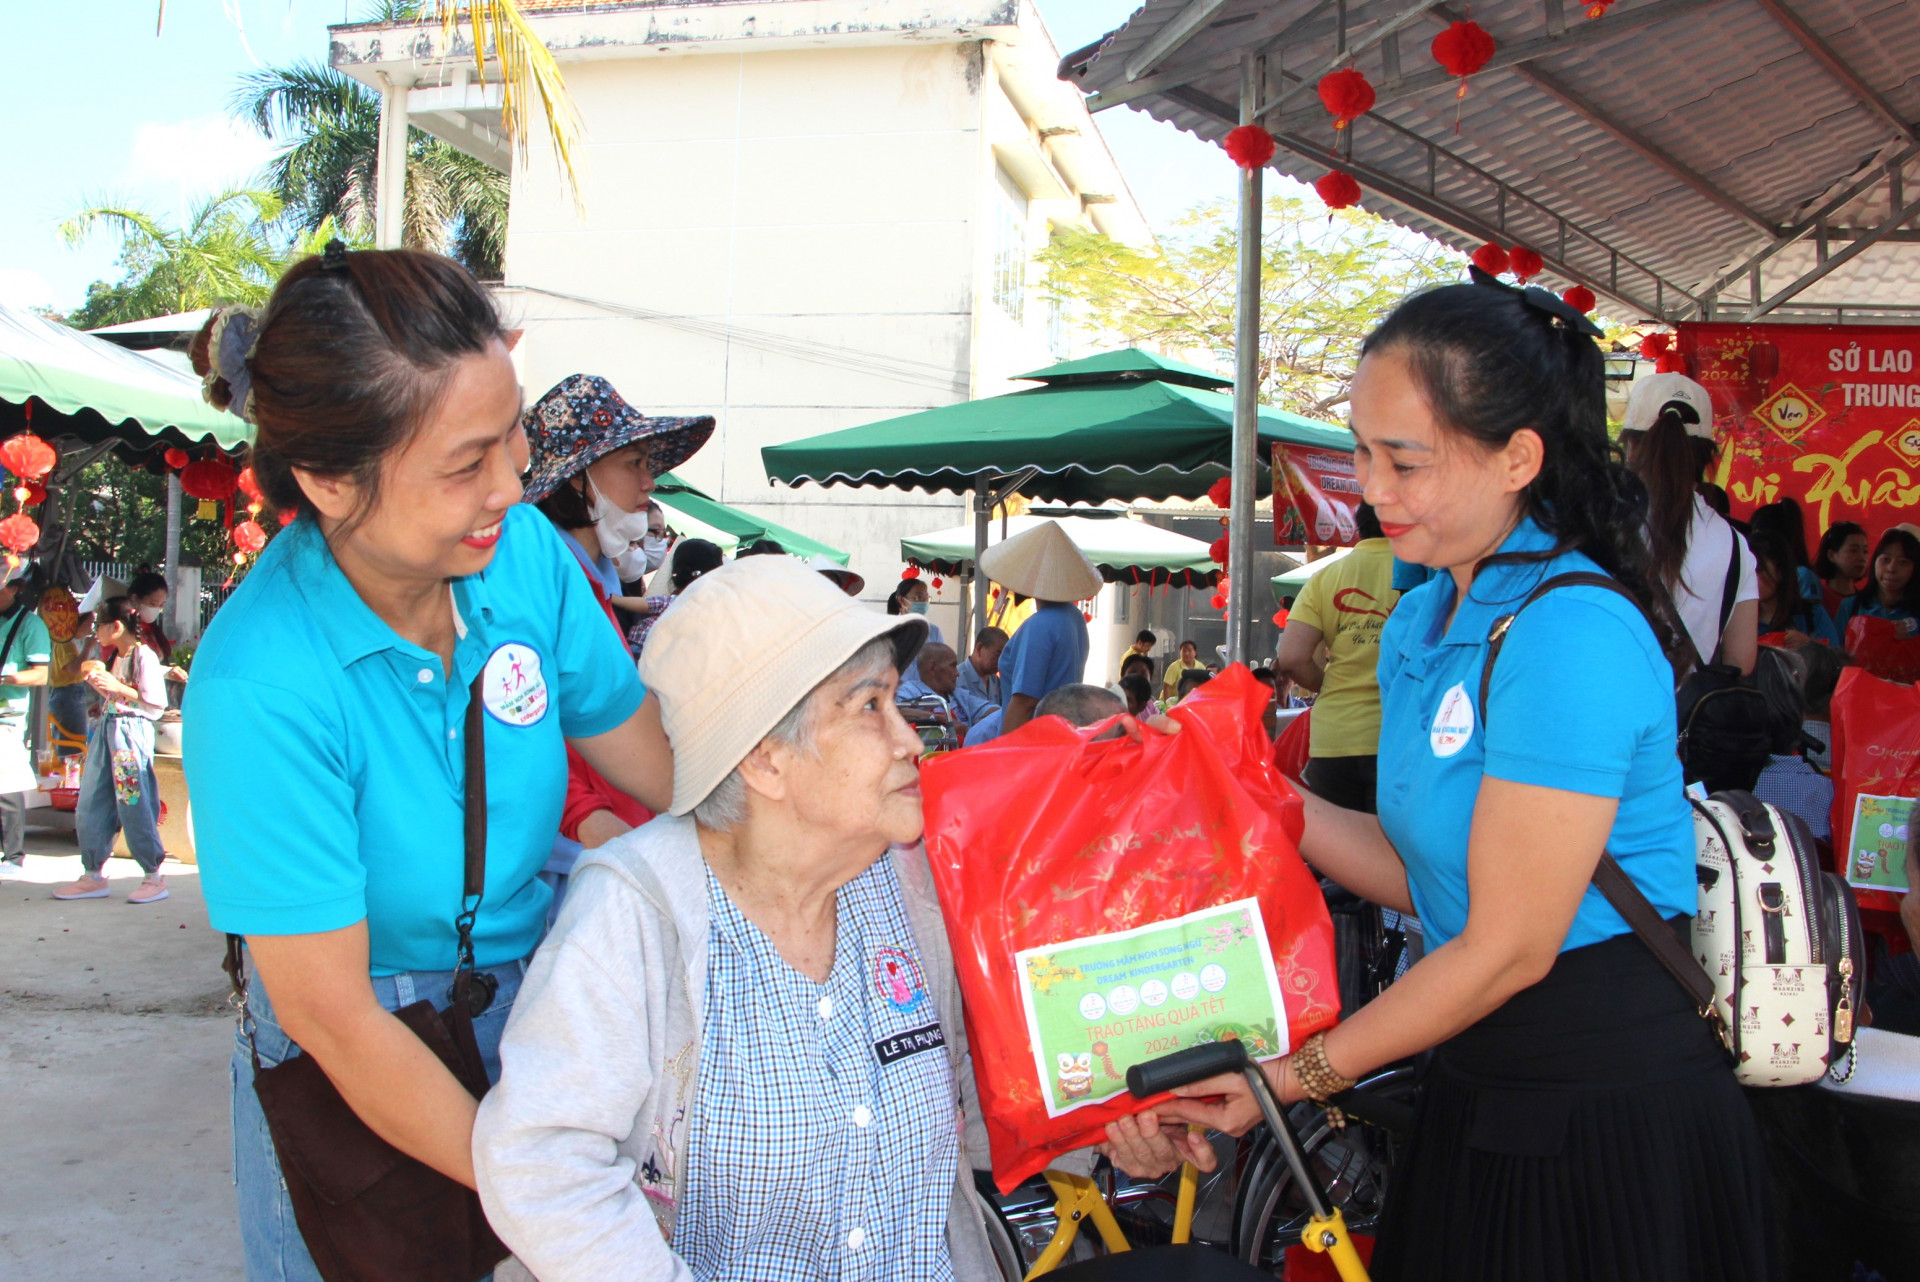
[1828, 666, 1917, 951]
[1845, 616, 1920, 685]
[1273, 706, 1312, 780]
[922, 665, 1340, 1191]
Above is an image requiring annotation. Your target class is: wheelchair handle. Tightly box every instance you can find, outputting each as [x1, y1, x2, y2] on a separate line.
[1127, 1039, 1250, 1098]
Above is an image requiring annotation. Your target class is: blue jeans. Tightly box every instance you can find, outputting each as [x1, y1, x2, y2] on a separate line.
[77, 715, 164, 875]
[230, 952, 526, 1282]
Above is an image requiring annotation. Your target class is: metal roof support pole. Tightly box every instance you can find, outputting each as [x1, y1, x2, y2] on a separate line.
[1229, 53, 1264, 667]
[972, 474, 990, 643]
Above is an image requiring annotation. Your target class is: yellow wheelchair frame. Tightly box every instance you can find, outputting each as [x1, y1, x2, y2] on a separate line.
[1020, 1039, 1370, 1281]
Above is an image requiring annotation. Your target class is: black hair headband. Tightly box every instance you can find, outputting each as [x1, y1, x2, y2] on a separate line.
[320, 238, 349, 272]
[1467, 263, 1605, 338]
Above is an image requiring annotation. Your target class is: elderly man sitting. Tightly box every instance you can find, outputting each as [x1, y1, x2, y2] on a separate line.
[473, 557, 1203, 1280]
[897, 641, 995, 735]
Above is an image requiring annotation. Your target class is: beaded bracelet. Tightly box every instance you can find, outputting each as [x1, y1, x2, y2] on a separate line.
[1292, 1031, 1356, 1128]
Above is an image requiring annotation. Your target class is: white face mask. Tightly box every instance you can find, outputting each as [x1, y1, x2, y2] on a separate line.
[137, 604, 162, 624]
[614, 543, 657, 583]
[588, 484, 653, 562]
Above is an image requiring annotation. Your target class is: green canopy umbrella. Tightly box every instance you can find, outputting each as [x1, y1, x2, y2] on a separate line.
[902, 511, 1220, 588]
[653, 473, 849, 564]
[1270, 546, 1355, 603]
[760, 348, 1351, 506]
[1, 302, 248, 452]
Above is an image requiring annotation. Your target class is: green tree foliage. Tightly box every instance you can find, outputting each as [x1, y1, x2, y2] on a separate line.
[231, 58, 509, 278]
[60, 460, 235, 570]
[58, 190, 283, 329]
[1040, 197, 1460, 420]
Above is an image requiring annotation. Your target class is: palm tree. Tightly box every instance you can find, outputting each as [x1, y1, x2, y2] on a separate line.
[58, 189, 283, 328]
[231, 59, 509, 278]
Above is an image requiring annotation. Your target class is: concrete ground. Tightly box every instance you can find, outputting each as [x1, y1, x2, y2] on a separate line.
[0, 832, 244, 1280]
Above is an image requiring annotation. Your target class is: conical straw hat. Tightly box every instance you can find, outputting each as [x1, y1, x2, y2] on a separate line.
[977, 519, 1104, 603]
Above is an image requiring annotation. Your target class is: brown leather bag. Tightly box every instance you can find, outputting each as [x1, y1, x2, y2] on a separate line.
[223, 675, 510, 1282]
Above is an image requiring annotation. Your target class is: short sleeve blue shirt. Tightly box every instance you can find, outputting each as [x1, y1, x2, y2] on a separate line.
[1000, 602, 1089, 703]
[1374, 518, 1695, 953]
[184, 506, 646, 975]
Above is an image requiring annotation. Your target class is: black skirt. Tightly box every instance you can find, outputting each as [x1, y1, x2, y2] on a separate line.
[1369, 920, 1778, 1282]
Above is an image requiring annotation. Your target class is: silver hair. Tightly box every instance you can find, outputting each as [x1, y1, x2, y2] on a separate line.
[692, 636, 901, 831]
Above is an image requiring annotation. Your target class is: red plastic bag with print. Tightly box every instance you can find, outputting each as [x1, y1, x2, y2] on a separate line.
[921, 665, 1339, 1192]
[1827, 666, 1917, 954]
[1844, 615, 1920, 685]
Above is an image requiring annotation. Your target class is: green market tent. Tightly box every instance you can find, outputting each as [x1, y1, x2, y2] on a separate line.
[902, 511, 1219, 588]
[1271, 546, 1355, 603]
[653, 473, 848, 564]
[760, 348, 1351, 506]
[1, 302, 248, 452]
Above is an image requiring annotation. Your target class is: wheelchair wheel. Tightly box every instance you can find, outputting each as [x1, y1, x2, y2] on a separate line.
[1231, 1064, 1417, 1272]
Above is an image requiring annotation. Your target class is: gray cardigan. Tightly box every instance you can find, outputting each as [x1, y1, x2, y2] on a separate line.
[472, 814, 999, 1280]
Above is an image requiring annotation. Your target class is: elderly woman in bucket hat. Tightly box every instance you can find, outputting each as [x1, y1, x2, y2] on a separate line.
[473, 557, 1216, 1279]
[522, 374, 714, 879]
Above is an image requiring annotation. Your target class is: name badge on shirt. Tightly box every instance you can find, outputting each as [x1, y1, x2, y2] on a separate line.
[1430, 681, 1475, 758]
[874, 1022, 946, 1067]
[482, 642, 549, 727]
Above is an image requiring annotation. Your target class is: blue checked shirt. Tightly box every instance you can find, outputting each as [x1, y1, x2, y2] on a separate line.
[1754, 754, 1835, 840]
[680, 858, 958, 1281]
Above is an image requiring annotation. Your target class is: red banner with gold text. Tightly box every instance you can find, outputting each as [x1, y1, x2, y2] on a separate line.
[1680, 322, 1920, 535]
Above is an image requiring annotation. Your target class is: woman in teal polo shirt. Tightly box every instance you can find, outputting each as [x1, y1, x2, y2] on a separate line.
[183, 243, 673, 1280]
[1153, 276, 1774, 1279]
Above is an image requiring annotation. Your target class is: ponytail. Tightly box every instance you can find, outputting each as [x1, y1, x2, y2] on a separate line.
[1627, 407, 1714, 590]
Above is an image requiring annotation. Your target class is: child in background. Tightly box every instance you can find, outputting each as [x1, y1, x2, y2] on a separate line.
[1798, 641, 1848, 772]
[1752, 645, 1834, 840]
[50, 597, 170, 903]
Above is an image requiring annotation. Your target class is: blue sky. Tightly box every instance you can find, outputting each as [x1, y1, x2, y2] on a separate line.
[0, 0, 1256, 315]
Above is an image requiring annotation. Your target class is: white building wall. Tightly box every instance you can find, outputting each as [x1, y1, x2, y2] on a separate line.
[503, 40, 1002, 636]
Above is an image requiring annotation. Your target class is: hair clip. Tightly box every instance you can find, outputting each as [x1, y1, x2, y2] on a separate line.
[320, 238, 349, 272]
[1468, 264, 1604, 338]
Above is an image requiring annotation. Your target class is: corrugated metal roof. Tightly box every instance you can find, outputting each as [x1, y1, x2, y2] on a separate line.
[1064, 0, 1920, 321]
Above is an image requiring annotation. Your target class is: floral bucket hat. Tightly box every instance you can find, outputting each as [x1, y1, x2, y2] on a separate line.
[521, 373, 716, 503]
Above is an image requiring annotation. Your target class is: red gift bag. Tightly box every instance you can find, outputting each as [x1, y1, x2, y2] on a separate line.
[922, 665, 1340, 1191]
[1844, 615, 1920, 685]
[1828, 666, 1917, 950]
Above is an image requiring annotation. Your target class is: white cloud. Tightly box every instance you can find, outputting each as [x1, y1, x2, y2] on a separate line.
[0, 269, 55, 311]
[126, 114, 280, 194]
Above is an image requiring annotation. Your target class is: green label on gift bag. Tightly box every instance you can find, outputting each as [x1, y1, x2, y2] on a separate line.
[1847, 793, 1915, 893]
[1015, 897, 1289, 1117]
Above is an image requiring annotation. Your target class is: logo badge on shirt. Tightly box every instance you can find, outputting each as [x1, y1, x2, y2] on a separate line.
[1429, 681, 1475, 758]
[873, 946, 928, 1014]
[482, 642, 549, 727]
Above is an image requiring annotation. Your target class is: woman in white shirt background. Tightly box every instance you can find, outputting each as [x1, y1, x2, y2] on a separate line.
[52, 596, 172, 904]
[1620, 372, 1758, 674]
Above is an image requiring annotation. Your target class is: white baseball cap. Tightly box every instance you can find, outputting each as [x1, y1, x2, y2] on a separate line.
[1623, 372, 1715, 439]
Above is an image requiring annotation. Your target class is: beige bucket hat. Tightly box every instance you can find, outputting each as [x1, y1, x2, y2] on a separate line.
[638, 555, 926, 816]
[978, 519, 1103, 603]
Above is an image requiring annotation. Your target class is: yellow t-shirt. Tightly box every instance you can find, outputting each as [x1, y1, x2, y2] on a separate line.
[1161, 656, 1207, 698]
[1288, 539, 1399, 758]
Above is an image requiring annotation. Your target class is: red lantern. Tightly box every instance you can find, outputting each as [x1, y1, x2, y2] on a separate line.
[233, 520, 268, 555]
[237, 466, 263, 504]
[1273, 608, 1290, 627]
[1656, 353, 1688, 375]
[1508, 246, 1544, 282]
[1471, 243, 1511, 276]
[1562, 285, 1598, 314]
[1639, 332, 1672, 360]
[930, 577, 944, 591]
[1314, 171, 1362, 211]
[1431, 20, 1496, 88]
[180, 459, 239, 502]
[1082, 610, 1093, 622]
[1208, 536, 1230, 565]
[1317, 68, 1375, 130]
[163, 448, 190, 471]
[0, 434, 57, 483]
[1207, 476, 1233, 509]
[1210, 593, 1227, 611]
[1586, 0, 1617, 16]
[278, 509, 297, 528]
[0, 514, 39, 553]
[1224, 125, 1276, 169]
[989, 587, 1000, 600]
[901, 565, 920, 580]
